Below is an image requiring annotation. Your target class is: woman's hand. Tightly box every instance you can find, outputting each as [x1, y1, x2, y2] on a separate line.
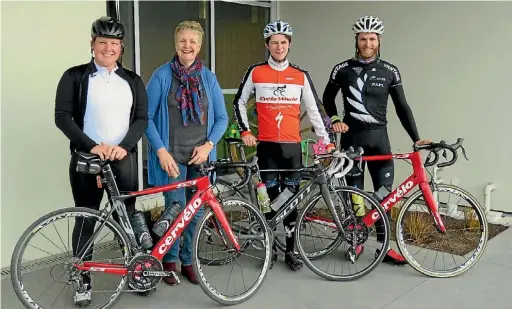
[188, 142, 214, 165]
[90, 143, 109, 160]
[106, 145, 128, 161]
[157, 148, 180, 178]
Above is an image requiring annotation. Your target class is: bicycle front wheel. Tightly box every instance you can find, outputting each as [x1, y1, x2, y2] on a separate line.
[395, 184, 488, 278]
[192, 197, 272, 305]
[11, 207, 131, 309]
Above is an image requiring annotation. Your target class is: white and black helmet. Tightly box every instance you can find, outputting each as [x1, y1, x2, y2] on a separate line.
[263, 20, 293, 39]
[352, 16, 385, 35]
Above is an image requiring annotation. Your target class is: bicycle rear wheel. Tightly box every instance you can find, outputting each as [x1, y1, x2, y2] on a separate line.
[192, 197, 272, 305]
[395, 184, 488, 277]
[11, 207, 131, 309]
[295, 186, 390, 281]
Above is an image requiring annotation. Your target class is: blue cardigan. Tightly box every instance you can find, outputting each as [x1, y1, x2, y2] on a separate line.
[145, 62, 228, 187]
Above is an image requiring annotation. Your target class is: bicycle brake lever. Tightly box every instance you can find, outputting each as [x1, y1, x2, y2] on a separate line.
[442, 149, 448, 160]
[461, 146, 469, 160]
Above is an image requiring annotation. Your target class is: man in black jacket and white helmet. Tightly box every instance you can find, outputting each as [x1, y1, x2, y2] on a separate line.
[322, 16, 431, 265]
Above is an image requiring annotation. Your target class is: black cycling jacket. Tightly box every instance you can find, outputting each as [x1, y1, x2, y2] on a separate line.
[322, 58, 420, 142]
[55, 59, 148, 153]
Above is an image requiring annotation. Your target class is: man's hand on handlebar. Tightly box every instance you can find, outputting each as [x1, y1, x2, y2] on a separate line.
[331, 121, 349, 133]
[415, 139, 433, 146]
[241, 132, 257, 147]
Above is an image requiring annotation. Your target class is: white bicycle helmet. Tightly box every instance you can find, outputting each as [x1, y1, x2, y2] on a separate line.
[263, 20, 293, 39]
[352, 16, 385, 35]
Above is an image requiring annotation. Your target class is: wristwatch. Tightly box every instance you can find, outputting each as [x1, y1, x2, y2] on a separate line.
[206, 140, 214, 147]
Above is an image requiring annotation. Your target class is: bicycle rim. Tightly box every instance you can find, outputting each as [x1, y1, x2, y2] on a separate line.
[192, 197, 272, 305]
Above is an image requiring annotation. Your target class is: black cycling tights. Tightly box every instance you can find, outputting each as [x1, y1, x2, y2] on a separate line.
[340, 128, 394, 243]
[257, 142, 302, 253]
[69, 151, 138, 284]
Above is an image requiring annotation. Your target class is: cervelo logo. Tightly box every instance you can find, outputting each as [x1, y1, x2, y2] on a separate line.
[371, 180, 414, 220]
[259, 96, 298, 102]
[158, 197, 202, 255]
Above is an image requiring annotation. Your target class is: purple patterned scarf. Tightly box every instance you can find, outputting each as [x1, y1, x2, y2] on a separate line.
[170, 54, 205, 126]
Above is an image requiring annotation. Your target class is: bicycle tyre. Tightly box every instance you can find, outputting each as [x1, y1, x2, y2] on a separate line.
[192, 197, 273, 305]
[295, 186, 390, 281]
[395, 184, 489, 278]
[10, 207, 131, 309]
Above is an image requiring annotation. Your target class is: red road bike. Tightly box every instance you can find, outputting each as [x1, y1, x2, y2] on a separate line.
[333, 138, 488, 277]
[11, 151, 273, 309]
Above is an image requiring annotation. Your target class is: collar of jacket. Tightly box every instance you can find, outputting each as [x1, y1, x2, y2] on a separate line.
[81, 58, 131, 80]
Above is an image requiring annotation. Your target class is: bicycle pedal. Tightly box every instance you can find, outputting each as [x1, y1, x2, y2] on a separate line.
[347, 251, 356, 263]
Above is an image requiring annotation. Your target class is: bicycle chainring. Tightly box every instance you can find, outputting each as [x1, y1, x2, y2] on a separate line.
[342, 217, 369, 245]
[127, 254, 163, 291]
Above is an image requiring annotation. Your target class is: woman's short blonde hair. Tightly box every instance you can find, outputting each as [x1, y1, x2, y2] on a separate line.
[175, 20, 204, 45]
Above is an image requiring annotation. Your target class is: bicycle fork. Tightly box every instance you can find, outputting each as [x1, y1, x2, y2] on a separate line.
[420, 182, 447, 233]
[319, 182, 347, 241]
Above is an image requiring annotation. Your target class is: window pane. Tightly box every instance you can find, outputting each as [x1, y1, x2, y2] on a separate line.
[138, 0, 211, 188]
[139, 1, 211, 83]
[118, 1, 135, 71]
[215, 1, 270, 89]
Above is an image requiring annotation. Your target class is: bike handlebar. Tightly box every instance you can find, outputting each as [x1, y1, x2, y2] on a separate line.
[414, 138, 468, 168]
[318, 146, 364, 179]
[198, 156, 258, 190]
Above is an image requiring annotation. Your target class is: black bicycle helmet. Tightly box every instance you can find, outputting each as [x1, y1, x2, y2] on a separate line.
[91, 16, 125, 39]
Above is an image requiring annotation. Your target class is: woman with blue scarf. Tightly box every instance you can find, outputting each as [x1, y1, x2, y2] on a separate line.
[145, 20, 228, 285]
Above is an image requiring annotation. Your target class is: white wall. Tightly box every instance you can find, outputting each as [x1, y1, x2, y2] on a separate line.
[279, 1, 512, 212]
[1, 1, 106, 268]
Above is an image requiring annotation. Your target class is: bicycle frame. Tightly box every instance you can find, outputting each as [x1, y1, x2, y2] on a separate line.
[359, 151, 446, 233]
[75, 165, 241, 275]
[262, 163, 347, 239]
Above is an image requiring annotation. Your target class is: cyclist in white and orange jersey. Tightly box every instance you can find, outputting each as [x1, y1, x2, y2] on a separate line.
[233, 20, 334, 271]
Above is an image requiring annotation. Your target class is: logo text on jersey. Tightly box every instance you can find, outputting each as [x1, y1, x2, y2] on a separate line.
[331, 62, 348, 80]
[259, 96, 298, 102]
[275, 112, 283, 129]
[383, 64, 400, 82]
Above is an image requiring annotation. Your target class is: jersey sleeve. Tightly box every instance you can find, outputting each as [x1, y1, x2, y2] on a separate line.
[322, 64, 343, 122]
[388, 66, 420, 142]
[302, 71, 332, 145]
[233, 67, 255, 134]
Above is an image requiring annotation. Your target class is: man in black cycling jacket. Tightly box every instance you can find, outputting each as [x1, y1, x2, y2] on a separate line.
[322, 16, 431, 265]
[54, 16, 148, 307]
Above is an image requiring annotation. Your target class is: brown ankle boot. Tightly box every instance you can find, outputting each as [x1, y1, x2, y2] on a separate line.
[162, 262, 179, 285]
[181, 265, 198, 284]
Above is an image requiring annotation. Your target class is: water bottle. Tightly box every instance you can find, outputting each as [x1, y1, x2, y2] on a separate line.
[351, 185, 366, 217]
[130, 211, 154, 250]
[269, 188, 294, 212]
[256, 182, 271, 213]
[152, 201, 183, 237]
